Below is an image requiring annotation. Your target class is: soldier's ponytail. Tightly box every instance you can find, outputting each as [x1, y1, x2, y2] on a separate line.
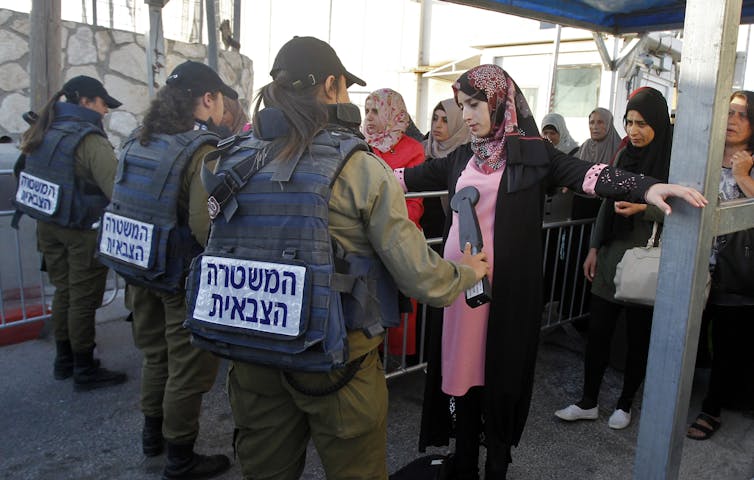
[19, 90, 66, 154]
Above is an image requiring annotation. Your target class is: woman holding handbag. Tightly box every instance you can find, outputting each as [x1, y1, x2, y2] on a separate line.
[686, 90, 754, 440]
[555, 87, 673, 430]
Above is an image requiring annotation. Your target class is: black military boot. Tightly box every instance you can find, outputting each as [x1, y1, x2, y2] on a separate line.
[53, 340, 74, 380]
[72, 349, 127, 392]
[143, 415, 165, 457]
[162, 442, 230, 480]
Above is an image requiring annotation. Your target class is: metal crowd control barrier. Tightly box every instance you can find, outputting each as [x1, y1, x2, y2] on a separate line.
[383, 190, 595, 378]
[0, 168, 122, 335]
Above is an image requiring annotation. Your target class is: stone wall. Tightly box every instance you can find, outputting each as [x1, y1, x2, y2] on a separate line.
[0, 8, 253, 149]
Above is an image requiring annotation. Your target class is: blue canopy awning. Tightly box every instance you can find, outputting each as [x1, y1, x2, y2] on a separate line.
[441, 0, 754, 33]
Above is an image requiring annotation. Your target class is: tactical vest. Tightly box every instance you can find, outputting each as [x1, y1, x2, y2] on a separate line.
[14, 119, 108, 229]
[96, 130, 218, 294]
[184, 128, 399, 372]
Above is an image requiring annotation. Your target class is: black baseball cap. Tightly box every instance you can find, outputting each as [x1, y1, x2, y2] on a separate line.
[270, 36, 366, 89]
[166, 60, 239, 100]
[62, 76, 122, 109]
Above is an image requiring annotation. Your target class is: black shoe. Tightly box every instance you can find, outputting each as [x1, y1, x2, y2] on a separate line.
[54, 356, 74, 380]
[73, 350, 127, 392]
[143, 415, 165, 457]
[53, 340, 74, 380]
[55, 341, 101, 380]
[163, 442, 230, 480]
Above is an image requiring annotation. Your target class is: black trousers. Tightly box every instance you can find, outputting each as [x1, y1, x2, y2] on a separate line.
[701, 304, 754, 416]
[580, 295, 653, 412]
[454, 386, 510, 480]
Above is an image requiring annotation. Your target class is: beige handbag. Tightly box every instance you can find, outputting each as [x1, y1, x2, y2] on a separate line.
[613, 223, 661, 306]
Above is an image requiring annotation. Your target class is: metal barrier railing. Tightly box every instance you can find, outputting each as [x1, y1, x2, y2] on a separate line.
[0, 168, 593, 368]
[383, 190, 595, 378]
[0, 168, 122, 333]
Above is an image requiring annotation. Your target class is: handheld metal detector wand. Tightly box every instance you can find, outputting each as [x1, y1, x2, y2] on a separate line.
[450, 186, 492, 308]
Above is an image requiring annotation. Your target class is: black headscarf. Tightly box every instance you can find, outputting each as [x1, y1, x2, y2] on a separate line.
[609, 87, 673, 236]
[620, 87, 672, 182]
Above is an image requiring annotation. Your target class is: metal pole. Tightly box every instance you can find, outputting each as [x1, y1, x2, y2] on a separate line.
[547, 24, 562, 113]
[29, 0, 61, 112]
[415, 0, 432, 132]
[609, 36, 619, 116]
[205, 0, 218, 70]
[633, 0, 741, 478]
[146, 2, 166, 97]
[327, 0, 333, 44]
[233, 0, 241, 49]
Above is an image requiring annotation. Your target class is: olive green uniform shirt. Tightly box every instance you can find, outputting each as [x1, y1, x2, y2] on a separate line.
[74, 133, 118, 198]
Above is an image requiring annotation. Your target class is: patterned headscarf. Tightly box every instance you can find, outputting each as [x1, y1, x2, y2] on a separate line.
[362, 88, 410, 153]
[423, 98, 471, 159]
[452, 64, 538, 172]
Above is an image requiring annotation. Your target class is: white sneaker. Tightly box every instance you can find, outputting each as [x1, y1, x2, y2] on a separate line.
[555, 404, 599, 421]
[608, 409, 631, 429]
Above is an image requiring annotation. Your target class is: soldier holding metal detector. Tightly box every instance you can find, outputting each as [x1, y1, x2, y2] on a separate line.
[183, 36, 489, 479]
[397, 64, 707, 479]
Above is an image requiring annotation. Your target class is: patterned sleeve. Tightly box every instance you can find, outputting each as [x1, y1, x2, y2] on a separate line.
[591, 165, 660, 203]
[547, 143, 659, 203]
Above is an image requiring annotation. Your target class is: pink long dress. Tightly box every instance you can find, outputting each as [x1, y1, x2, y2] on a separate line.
[441, 157, 504, 396]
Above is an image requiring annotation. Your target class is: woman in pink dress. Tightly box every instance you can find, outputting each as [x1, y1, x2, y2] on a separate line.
[363, 88, 425, 356]
[397, 64, 707, 479]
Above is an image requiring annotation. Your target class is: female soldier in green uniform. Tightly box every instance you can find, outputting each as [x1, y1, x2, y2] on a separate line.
[16, 75, 127, 391]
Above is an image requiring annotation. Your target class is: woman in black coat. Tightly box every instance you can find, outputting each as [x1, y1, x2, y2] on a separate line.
[397, 64, 706, 479]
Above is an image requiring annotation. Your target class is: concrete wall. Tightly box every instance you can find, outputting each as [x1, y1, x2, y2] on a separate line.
[0, 8, 253, 149]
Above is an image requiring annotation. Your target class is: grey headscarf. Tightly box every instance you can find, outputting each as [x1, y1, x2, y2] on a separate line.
[576, 107, 623, 164]
[541, 112, 580, 155]
[423, 98, 471, 159]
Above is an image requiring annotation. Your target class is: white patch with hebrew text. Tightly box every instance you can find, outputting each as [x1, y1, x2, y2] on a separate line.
[16, 172, 60, 216]
[98, 212, 154, 269]
[193, 255, 305, 337]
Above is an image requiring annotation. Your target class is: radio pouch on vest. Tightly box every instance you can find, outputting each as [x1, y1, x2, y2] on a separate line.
[185, 128, 397, 372]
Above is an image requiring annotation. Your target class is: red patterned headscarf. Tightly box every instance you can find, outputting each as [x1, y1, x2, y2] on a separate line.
[453, 64, 538, 172]
[362, 88, 410, 153]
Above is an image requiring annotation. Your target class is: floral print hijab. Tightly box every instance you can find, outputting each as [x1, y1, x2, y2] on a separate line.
[452, 64, 539, 172]
[362, 88, 410, 153]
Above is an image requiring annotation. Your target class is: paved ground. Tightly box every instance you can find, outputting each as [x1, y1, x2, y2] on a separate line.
[1, 295, 753, 480]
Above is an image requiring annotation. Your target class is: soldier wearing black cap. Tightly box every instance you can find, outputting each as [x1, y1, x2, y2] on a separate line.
[96, 60, 235, 479]
[195, 36, 488, 479]
[15, 75, 127, 391]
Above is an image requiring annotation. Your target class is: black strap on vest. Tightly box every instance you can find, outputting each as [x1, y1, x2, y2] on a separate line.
[202, 135, 268, 222]
[282, 353, 367, 396]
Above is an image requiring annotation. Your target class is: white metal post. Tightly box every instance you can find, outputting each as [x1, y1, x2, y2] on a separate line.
[416, 0, 433, 133]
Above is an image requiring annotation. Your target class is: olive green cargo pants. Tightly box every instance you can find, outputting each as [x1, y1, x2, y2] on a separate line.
[126, 284, 220, 444]
[228, 346, 388, 480]
[37, 222, 107, 353]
